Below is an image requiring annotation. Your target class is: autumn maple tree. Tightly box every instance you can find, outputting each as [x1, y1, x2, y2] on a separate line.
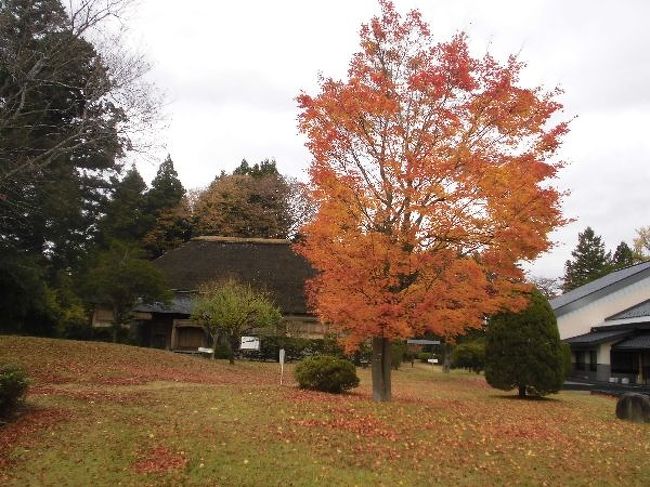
[296, 1, 568, 402]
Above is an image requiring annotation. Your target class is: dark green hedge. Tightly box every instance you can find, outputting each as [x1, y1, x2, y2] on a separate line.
[243, 336, 344, 362]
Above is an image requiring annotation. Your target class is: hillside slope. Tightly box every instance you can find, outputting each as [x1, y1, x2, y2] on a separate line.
[0, 336, 277, 386]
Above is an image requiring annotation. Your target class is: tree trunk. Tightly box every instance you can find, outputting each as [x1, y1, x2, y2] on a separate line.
[112, 306, 119, 343]
[518, 384, 527, 398]
[442, 342, 452, 374]
[210, 333, 217, 360]
[228, 335, 238, 365]
[371, 337, 392, 402]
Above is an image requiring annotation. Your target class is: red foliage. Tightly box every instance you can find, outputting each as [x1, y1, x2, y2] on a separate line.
[132, 445, 187, 474]
[296, 0, 568, 349]
[0, 408, 66, 470]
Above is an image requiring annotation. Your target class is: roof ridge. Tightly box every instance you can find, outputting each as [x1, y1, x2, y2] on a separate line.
[192, 236, 291, 245]
[551, 260, 650, 311]
[605, 297, 650, 321]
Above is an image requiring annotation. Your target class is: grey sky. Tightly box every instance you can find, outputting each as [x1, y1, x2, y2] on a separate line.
[127, 0, 650, 280]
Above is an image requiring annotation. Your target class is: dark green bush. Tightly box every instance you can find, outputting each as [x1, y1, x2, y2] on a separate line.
[0, 364, 29, 419]
[213, 342, 232, 359]
[561, 343, 572, 378]
[485, 289, 566, 397]
[391, 340, 407, 370]
[246, 336, 344, 362]
[451, 341, 486, 374]
[351, 341, 372, 367]
[294, 355, 360, 393]
[417, 352, 433, 363]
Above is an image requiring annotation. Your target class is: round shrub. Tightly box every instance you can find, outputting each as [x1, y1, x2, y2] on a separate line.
[294, 355, 360, 393]
[0, 364, 29, 420]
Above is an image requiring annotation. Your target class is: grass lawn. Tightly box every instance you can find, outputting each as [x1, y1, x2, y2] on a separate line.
[1, 336, 649, 486]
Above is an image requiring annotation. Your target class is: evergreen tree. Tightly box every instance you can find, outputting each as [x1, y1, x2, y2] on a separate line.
[99, 167, 150, 243]
[142, 198, 193, 258]
[562, 227, 611, 292]
[84, 240, 170, 342]
[142, 156, 190, 257]
[145, 155, 185, 214]
[233, 158, 279, 178]
[485, 289, 566, 398]
[611, 241, 637, 270]
[0, 0, 123, 268]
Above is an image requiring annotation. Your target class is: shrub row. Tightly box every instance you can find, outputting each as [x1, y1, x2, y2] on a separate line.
[243, 335, 344, 362]
[451, 341, 486, 374]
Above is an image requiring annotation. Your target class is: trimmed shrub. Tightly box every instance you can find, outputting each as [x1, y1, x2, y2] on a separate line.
[294, 355, 360, 393]
[0, 364, 29, 419]
[451, 341, 486, 374]
[561, 343, 572, 378]
[485, 289, 567, 397]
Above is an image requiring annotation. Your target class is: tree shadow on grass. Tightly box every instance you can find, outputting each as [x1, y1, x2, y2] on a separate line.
[489, 394, 562, 403]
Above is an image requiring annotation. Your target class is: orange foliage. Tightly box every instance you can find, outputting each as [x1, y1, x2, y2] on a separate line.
[296, 1, 568, 349]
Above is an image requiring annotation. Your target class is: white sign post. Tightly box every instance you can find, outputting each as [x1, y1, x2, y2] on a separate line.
[279, 348, 286, 385]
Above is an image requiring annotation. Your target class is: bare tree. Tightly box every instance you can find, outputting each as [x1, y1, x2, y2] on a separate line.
[0, 0, 163, 185]
[529, 275, 562, 299]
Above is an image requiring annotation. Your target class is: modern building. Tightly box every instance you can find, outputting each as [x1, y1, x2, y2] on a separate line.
[551, 261, 650, 384]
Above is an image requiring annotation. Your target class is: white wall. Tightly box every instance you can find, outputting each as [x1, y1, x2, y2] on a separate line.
[557, 275, 650, 339]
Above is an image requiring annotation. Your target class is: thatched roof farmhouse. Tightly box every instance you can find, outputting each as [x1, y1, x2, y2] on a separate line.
[91, 236, 322, 351]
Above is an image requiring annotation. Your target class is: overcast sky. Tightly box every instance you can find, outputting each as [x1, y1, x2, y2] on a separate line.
[127, 0, 650, 280]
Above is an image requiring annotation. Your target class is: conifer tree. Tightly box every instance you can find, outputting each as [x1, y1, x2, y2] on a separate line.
[99, 166, 150, 243]
[485, 289, 566, 398]
[562, 227, 611, 292]
[611, 241, 637, 270]
[146, 155, 185, 214]
[142, 156, 191, 257]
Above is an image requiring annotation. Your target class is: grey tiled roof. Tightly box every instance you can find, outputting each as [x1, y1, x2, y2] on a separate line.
[550, 261, 650, 311]
[606, 299, 650, 321]
[565, 329, 632, 345]
[612, 334, 650, 350]
[134, 293, 194, 315]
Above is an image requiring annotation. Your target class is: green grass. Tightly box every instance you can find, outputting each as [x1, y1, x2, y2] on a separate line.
[1, 336, 649, 486]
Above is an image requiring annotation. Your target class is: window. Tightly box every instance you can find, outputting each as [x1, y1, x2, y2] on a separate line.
[589, 351, 598, 372]
[611, 352, 639, 374]
[575, 351, 585, 371]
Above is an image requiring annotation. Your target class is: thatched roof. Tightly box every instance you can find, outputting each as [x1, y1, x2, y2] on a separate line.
[153, 237, 315, 315]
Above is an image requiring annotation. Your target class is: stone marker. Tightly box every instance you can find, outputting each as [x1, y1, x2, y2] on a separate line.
[615, 392, 650, 423]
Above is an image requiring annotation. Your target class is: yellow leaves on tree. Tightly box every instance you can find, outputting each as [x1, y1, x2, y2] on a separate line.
[296, 2, 568, 355]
